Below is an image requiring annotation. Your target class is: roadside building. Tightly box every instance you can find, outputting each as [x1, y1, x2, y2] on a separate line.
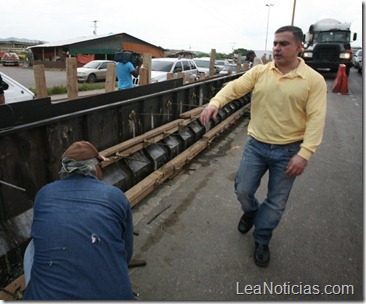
[28, 33, 165, 69]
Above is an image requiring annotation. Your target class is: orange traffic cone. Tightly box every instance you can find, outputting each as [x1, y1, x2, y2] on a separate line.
[332, 64, 348, 94]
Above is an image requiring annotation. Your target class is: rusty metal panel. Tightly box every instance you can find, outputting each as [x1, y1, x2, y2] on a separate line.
[0, 129, 49, 220]
[85, 110, 119, 150]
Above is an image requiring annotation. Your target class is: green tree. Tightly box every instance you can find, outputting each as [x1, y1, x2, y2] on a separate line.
[234, 48, 248, 56]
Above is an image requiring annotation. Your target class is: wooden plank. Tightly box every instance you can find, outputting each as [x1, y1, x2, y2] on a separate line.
[166, 73, 174, 81]
[139, 67, 147, 86]
[105, 63, 116, 92]
[100, 113, 202, 167]
[179, 106, 204, 119]
[101, 119, 184, 156]
[142, 53, 152, 85]
[236, 53, 242, 73]
[177, 72, 184, 82]
[209, 49, 216, 77]
[33, 64, 48, 98]
[0, 274, 25, 300]
[66, 57, 78, 100]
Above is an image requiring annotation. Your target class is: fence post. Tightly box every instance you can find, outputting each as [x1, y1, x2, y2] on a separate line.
[236, 53, 242, 73]
[33, 64, 48, 98]
[142, 53, 152, 85]
[66, 57, 78, 100]
[209, 49, 216, 77]
[105, 63, 116, 92]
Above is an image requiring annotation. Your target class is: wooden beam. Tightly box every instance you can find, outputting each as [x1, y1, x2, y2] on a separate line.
[142, 53, 152, 85]
[105, 63, 116, 92]
[0, 274, 25, 300]
[99, 107, 204, 167]
[66, 57, 78, 100]
[33, 64, 48, 98]
[209, 49, 216, 77]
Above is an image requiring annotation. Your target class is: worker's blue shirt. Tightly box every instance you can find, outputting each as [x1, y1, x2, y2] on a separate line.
[23, 175, 134, 300]
[116, 61, 135, 89]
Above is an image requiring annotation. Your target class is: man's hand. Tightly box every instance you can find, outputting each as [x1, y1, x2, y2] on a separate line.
[200, 104, 218, 125]
[285, 154, 308, 176]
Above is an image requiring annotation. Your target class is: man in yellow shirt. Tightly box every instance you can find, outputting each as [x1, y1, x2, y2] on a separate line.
[200, 25, 327, 267]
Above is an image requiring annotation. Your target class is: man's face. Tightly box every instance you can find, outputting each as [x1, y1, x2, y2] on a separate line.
[272, 31, 302, 66]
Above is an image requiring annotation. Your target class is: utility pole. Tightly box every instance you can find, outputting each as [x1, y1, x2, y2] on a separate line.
[291, 0, 297, 25]
[92, 20, 99, 35]
[264, 4, 274, 55]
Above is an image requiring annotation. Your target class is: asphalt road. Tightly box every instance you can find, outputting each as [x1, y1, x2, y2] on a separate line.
[129, 68, 363, 301]
[0, 65, 67, 89]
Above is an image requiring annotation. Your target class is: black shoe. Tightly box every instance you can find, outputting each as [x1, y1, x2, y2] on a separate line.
[238, 212, 255, 234]
[254, 242, 270, 267]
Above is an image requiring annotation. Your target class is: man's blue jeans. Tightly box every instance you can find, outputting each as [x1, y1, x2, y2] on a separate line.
[235, 136, 301, 245]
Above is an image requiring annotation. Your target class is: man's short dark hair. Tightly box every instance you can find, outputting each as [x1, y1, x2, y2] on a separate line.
[275, 25, 303, 43]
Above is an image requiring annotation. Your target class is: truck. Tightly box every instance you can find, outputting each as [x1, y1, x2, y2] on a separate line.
[1, 52, 20, 66]
[301, 18, 357, 76]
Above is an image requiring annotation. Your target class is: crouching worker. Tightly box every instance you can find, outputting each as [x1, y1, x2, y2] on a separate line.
[23, 141, 134, 300]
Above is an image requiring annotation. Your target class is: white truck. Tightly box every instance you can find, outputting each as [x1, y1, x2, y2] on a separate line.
[301, 18, 357, 76]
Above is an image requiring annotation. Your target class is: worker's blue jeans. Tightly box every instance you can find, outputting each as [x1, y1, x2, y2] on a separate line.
[235, 136, 301, 245]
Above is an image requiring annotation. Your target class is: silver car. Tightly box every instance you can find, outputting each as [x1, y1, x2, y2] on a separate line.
[151, 58, 199, 83]
[77, 60, 116, 83]
[352, 49, 362, 73]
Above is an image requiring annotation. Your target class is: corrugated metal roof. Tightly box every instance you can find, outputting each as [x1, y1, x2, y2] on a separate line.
[28, 32, 164, 51]
[28, 33, 120, 48]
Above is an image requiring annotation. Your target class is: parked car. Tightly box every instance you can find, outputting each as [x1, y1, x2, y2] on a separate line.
[1, 52, 20, 66]
[193, 57, 220, 76]
[351, 46, 362, 55]
[219, 64, 242, 76]
[359, 59, 363, 74]
[0, 71, 35, 103]
[77, 60, 116, 83]
[150, 58, 199, 83]
[215, 59, 227, 72]
[352, 49, 362, 73]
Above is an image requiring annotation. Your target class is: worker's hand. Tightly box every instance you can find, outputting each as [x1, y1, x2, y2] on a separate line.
[0, 94, 5, 105]
[200, 104, 218, 125]
[285, 154, 308, 176]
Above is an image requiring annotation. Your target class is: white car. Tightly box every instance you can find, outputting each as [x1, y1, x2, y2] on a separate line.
[215, 59, 227, 72]
[193, 57, 211, 76]
[151, 58, 199, 83]
[219, 64, 242, 76]
[0, 71, 35, 103]
[352, 49, 362, 73]
[77, 60, 116, 83]
[193, 57, 220, 76]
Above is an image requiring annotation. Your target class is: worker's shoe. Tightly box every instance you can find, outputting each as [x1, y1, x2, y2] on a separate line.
[254, 242, 270, 267]
[238, 212, 255, 234]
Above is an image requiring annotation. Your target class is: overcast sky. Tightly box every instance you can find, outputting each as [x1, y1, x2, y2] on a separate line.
[3, 0, 363, 54]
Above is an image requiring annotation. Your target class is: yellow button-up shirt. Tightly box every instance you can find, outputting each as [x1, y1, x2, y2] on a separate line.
[209, 58, 327, 160]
